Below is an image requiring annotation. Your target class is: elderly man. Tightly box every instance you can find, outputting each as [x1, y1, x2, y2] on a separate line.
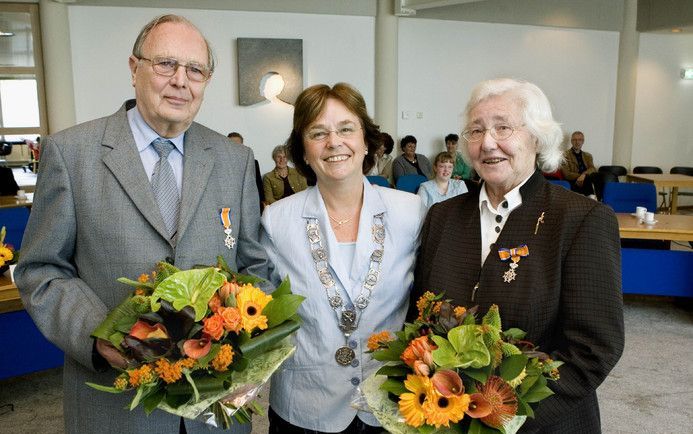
[560, 131, 599, 198]
[15, 15, 266, 434]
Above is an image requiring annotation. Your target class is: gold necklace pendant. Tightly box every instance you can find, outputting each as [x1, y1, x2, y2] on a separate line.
[328, 214, 352, 227]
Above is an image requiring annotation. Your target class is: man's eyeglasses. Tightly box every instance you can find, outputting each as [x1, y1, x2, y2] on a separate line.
[462, 124, 519, 142]
[305, 125, 362, 143]
[138, 57, 211, 82]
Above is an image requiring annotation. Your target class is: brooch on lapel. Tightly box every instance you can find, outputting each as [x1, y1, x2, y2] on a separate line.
[498, 244, 529, 283]
[534, 211, 545, 235]
[219, 208, 236, 249]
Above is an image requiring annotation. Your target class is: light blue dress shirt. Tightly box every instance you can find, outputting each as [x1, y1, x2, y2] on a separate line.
[417, 178, 468, 208]
[126, 105, 184, 193]
[260, 179, 426, 431]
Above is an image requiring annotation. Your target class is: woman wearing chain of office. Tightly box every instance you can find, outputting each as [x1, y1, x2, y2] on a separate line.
[261, 82, 426, 433]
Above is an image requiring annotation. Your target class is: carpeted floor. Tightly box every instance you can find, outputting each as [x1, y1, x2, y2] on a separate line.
[0, 295, 691, 433]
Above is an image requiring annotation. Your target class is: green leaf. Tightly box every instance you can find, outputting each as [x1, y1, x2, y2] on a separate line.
[463, 365, 491, 383]
[116, 277, 156, 290]
[91, 295, 151, 347]
[238, 319, 301, 358]
[263, 294, 306, 328]
[85, 382, 125, 394]
[518, 374, 539, 396]
[375, 364, 409, 377]
[516, 397, 534, 418]
[150, 268, 225, 321]
[371, 339, 407, 362]
[469, 419, 502, 434]
[379, 378, 408, 396]
[500, 354, 528, 382]
[197, 343, 221, 367]
[271, 276, 292, 297]
[184, 371, 200, 403]
[503, 328, 526, 340]
[142, 388, 165, 415]
[522, 375, 554, 403]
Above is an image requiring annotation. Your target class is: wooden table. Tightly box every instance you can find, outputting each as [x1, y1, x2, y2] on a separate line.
[0, 193, 32, 209]
[617, 213, 693, 241]
[0, 273, 22, 314]
[626, 173, 693, 214]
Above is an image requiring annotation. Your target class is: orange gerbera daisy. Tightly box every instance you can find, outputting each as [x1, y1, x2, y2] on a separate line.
[476, 376, 518, 429]
[398, 374, 432, 427]
[236, 284, 272, 332]
[422, 388, 470, 428]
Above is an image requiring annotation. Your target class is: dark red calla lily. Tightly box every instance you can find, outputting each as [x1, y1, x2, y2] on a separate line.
[465, 393, 493, 418]
[431, 369, 464, 397]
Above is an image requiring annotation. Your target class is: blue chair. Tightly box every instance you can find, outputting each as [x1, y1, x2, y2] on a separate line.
[548, 179, 570, 189]
[366, 175, 390, 187]
[602, 182, 657, 213]
[0, 207, 30, 250]
[395, 174, 427, 194]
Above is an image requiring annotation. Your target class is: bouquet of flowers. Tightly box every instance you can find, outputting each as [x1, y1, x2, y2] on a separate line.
[87, 256, 303, 428]
[0, 226, 18, 273]
[362, 292, 562, 434]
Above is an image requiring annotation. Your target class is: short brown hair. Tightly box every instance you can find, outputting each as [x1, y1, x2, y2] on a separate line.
[434, 151, 455, 166]
[132, 14, 216, 73]
[287, 83, 380, 184]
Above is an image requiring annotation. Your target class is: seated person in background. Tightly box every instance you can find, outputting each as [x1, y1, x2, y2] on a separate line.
[560, 131, 598, 198]
[417, 151, 469, 208]
[392, 134, 433, 182]
[444, 133, 473, 180]
[263, 144, 307, 205]
[367, 132, 395, 184]
[228, 131, 264, 208]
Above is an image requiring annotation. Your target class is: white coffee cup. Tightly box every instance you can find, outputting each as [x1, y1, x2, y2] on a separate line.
[16, 189, 26, 200]
[644, 211, 655, 224]
[635, 206, 647, 219]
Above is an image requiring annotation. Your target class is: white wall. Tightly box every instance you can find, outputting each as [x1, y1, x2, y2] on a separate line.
[632, 33, 693, 172]
[397, 19, 620, 167]
[67, 6, 375, 174]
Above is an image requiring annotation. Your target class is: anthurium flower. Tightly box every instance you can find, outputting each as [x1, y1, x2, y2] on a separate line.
[183, 336, 212, 359]
[129, 320, 169, 340]
[465, 393, 493, 419]
[431, 369, 464, 397]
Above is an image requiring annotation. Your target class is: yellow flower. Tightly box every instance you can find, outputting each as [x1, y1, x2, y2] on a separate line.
[128, 364, 156, 388]
[236, 284, 272, 332]
[0, 246, 13, 264]
[177, 358, 196, 370]
[453, 306, 466, 318]
[367, 331, 394, 351]
[211, 344, 234, 371]
[398, 374, 432, 427]
[416, 291, 436, 319]
[113, 376, 128, 391]
[423, 388, 471, 428]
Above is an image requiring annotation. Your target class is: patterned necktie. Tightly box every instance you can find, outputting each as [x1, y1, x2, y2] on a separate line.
[150, 138, 180, 237]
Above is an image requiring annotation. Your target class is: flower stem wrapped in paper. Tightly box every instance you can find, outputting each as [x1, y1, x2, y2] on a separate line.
[362, 292, 562, 434]
[87, 256, 304, 428]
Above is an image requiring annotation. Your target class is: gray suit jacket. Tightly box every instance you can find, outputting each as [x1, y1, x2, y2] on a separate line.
[15, 100, 268, 434]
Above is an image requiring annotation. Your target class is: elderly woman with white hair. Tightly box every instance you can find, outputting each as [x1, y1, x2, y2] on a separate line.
[413, 78, 624, 433]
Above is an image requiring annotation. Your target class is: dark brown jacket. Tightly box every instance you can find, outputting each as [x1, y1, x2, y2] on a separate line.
[414, 171, 624, 433]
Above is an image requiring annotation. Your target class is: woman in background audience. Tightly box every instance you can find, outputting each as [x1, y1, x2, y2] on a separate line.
[262, 144, 307, 205]
[367, 132, 395, 184]
[392, 134, 433, 182]
[414, 77, 624, 433]
[444, 133, 474, 180]
[417, 151, 468, 208]
[261, 82, 426, 433]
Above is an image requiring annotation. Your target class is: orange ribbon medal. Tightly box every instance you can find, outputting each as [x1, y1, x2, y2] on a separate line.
[498, 244, 529, 283]
[219, 208, 236, 249]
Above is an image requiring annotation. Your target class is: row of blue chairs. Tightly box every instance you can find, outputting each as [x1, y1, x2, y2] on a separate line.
[550, 178, 658, 213]
[367, 174, 428, 194]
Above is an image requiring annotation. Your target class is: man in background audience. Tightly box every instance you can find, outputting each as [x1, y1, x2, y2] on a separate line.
[560, 130, 598, 199]
[15, 14, 267, 434]
[228, 131, 265, 208]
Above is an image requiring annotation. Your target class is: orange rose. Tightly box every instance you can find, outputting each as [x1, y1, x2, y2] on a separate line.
[202, 313, 225, 341]
[401, 335, 437, 369]
[218, 306, 242, 333]
[208, 294, 222, 313]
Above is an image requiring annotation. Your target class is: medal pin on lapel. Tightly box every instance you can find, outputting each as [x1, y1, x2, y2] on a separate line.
[219, 208, 236, 250]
